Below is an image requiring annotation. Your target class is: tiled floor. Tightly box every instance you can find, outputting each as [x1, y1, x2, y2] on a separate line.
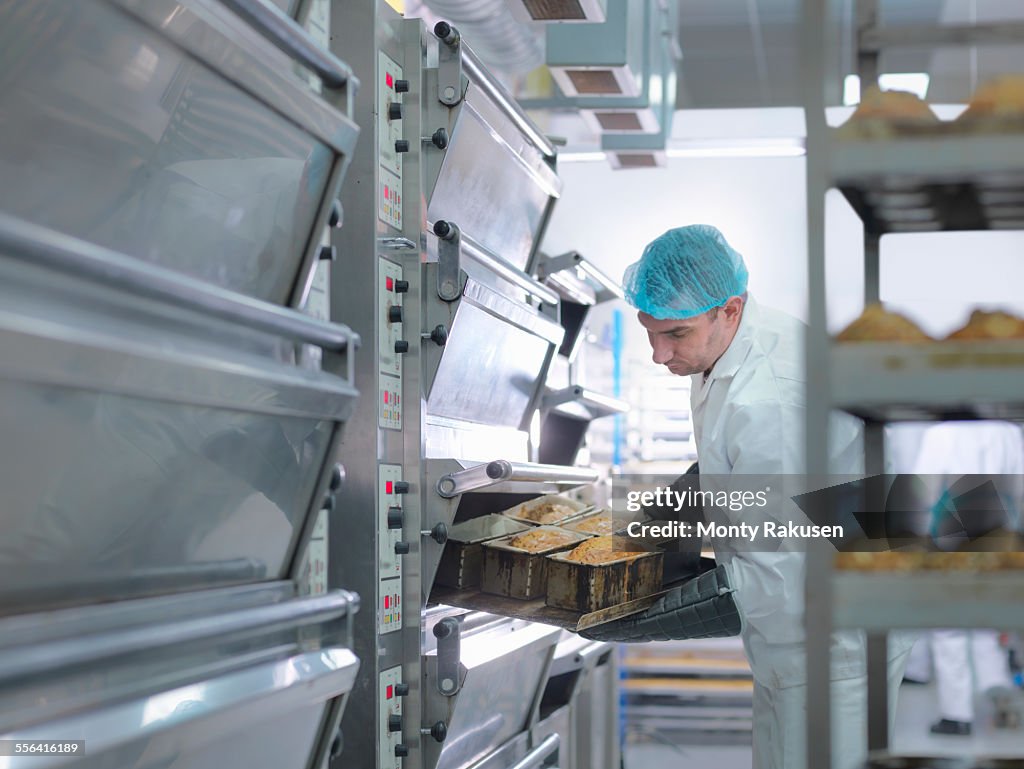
[623, 680, 1024, 769]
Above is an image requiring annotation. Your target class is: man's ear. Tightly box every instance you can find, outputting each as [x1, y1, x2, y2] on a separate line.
[722, 295, 744, 323]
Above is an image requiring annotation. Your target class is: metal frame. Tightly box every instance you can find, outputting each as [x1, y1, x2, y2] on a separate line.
[328, 9, 428, 769]
[802, 1, 1024, 766]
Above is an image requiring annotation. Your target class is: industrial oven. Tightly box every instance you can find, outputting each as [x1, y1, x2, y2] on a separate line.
[328, 4, 623, 769]
[0, 0, 363, 766]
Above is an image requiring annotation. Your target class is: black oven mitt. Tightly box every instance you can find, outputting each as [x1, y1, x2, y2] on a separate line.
[578, 563, 741, 643]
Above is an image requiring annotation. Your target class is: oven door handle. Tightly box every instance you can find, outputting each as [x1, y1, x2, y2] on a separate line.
[218, 0, 357, 91]
[510, 733, 560, 769]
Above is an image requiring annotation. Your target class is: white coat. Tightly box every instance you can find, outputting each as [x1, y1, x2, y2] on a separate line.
[912, 422, 1023, 722]
[689, 296, 912, 769]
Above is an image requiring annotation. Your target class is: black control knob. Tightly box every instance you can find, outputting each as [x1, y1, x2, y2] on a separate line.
[434, 21, 457, 45]
[394, 79, 410, 93]
[395, 683, 410, 696]
[424, 324, 447, 347]
[388, 102, 403, 121]
[395, 279, 409, 293]
[433, 220, 452, 239]
[388, 305, 403, 323]
[395, 745, 409, 758]
[422, 721, 447, 743]
[387, 506, 404, 530]
[431, 127, 449, 149]
[388, 714, 402, 733]
[328, 199, 343, 228]
[394, 541, 410, 555]
[318, 245, 336, 261]
[433, 617, 457, 639]
[394, 340, 409, 354]
[394, 481, 410, 494]
[329, 463, 345, 491]
[422, 523, 448, 545]
[395, 139, 410, 153]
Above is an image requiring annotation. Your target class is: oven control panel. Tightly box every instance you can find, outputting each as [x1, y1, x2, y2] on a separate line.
[378, 463, 403, 634]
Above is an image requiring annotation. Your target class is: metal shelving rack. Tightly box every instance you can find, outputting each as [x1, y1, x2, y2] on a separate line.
[801, 1, 1024, 767]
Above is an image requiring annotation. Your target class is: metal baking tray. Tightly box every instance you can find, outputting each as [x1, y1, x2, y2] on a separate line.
[545, 548, 664, 613]
[435, 515, 531, 590]
[480, 526, 588, 600]
[499, 494, 589, 527]
[561, 509, 619, 537]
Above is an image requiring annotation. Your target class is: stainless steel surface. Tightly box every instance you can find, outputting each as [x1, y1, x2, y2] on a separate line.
[0, 318, 354, 422]
[0, 581, 295, 648]
[461, 235, 561, 306]
[542, 387, 630, 419]
[0, 647, 359, 769]
[426, 279, 563, 429]
[0, 0, 358, 305]
[509, 733, 560, 769]
[423, 617, 560, 769]
[219, 0, 357, 89]
[0, 378, 335, 608]
[437, 460, 598, 497]
[0, 214, 359, 352]
[461, 46, 555, 159]
[426, 74, 561, 273]
[0, 590, 356, 683]
[328, 9, 426, 769]
[425, 417, 531, 462]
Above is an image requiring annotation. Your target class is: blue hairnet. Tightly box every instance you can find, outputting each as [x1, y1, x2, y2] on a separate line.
[623, 225, 748, 320]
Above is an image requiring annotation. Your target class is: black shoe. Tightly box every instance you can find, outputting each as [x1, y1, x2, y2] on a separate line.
[930, 719, 972, 736]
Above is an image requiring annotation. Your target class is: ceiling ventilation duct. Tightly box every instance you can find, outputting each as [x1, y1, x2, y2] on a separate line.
[508, 0, 606, 23]
[523, 0, 678, 168]
[545, 0, 645, 96]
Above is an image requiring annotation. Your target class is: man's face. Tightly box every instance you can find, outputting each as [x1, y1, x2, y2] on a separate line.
[638, 308, 728, 377]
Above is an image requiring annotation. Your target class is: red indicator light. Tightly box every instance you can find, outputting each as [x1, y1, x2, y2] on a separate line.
[384, 184, 389, 198]
[386, 276, 394, 290]
[384, 391, 389, 404]
[386, 481, 393, 494]
[386, 73, 393, 88]
[386, 685, 393, 699]
[384, 595, 390, 608]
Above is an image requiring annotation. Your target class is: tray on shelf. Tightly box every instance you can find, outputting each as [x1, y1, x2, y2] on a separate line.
[830, 340, 1024, 421]
[829, 132, 1024, 234]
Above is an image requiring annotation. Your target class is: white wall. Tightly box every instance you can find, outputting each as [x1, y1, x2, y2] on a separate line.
[544, 154, 810, 324]
[546, 116, 1024, 340]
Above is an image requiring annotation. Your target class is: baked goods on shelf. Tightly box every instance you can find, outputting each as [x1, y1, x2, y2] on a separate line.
[835, 86, 940, 139]
[507, 528, 579, 553]
[835, 550, 1024, 572]
[945, 309, 1024, 341]
[835, 304, 932, 342]
[955, 74, 1024, 131]
[564, 535, 641, 565]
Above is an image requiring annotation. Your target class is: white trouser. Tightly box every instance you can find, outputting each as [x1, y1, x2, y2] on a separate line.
[903, 636, 933, 683]
[932, 629, 1012, 722]
[752, 647, 911, 769]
